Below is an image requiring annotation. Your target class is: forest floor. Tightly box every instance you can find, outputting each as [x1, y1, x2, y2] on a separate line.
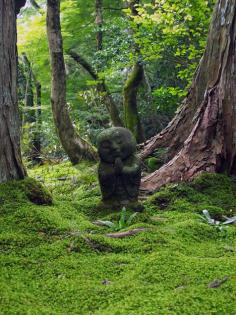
[0, 161, 236, 315]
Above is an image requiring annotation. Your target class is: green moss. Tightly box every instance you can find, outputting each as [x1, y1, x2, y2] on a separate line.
[146, 173, 236, 217]
[23, 177, 53, 205]
[0, 177, 52, 207]
[147, 157, 160, 171]
[145, 148, 168, 171]
[0, 165, 236, 314]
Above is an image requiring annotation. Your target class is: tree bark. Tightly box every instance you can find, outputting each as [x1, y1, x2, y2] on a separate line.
[0, 0, 26, 183]
[69, 50, 123, 127]
[21, 53, 42, 163]
[32, 80, 42, 164]
[141, 0, 236, 192]
[95, 0, 103, 51]
[124, 62, 145, 143]
[22, 54, 38, 161]
[46, 0, 97, 164]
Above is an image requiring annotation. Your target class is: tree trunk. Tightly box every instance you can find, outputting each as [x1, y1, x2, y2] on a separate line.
[123, 0, 145, 143]
[69, 50, 123, 127]
[32, 80, 42, 163]
[29, 0, 40, 10]
[46, 0, 97, 164]
[124, 62, 145, 143]
[0, 0, 26, 183]
[95, 0, 103, 51]
[21, 53, 42, 163]
[141, 0, 236, 192]
[22, 54, 38, 162]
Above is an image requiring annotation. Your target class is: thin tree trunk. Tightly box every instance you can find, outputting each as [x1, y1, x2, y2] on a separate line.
[21, 53, 42, 163]
[123, 0, 145, 143]
[46, 0, 97, 164]
[69, 50, 123, 127]
[141, 0, 236, 192]
[29, 0, 40, 10]
[33, 81, 42, 163]
[22, 54, 38, 161]
[0, 0, 26, 183]
[95, 0, 103, 51]
[124, 62, 145, 143]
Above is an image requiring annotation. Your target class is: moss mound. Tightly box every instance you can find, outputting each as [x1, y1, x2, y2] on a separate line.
[23, 177, 53, 205]
[0, 177, 52, 206]
[0, 164, 235, 315]
[146, 172, 236, 219]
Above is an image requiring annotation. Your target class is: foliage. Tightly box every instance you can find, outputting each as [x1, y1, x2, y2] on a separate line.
[199, 209, 236, 232]
[17, 0, 216, 159]
[131, 0, 215, 82]
[126, 0, 215, 117]
[96, 207, 139, 231]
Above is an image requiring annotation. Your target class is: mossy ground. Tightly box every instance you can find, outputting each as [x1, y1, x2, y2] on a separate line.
[0, 162, 236, 314]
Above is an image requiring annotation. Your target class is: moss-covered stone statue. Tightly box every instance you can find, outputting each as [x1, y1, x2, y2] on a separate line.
[97, 127, 142, 208]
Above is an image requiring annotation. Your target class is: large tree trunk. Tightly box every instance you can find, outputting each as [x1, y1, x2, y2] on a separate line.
[46, 0, 97, 164]
[141, 0, 236, 192]
[0, 0, 26, 183]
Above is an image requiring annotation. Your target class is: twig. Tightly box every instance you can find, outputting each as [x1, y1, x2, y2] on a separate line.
[106, 227, 148, 238]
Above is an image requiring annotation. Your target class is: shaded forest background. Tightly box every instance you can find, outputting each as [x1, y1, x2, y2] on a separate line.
[17, 0, 215, 162]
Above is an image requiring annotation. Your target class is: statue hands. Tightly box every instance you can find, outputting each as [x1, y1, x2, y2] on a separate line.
[114, 157, 123, 175]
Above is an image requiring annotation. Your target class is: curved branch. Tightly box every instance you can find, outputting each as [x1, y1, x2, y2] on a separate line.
[68, 50, 123, 127]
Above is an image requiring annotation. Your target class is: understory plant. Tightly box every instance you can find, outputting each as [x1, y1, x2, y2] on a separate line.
[200, 209, 236, 231]
[96, 207, 138, 231]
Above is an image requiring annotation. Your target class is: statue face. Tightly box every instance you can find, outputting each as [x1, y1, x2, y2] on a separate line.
[97, 127, 136, 163]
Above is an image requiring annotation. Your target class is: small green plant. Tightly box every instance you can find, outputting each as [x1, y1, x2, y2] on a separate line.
[199, 209, 236, 231]
[96, 207, 138, 231]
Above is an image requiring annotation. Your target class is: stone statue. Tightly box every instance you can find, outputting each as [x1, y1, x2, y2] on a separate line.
[97, 127, 141, 207]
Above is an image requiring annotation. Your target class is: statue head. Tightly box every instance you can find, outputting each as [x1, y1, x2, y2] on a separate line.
[97, 127, 136, 163]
